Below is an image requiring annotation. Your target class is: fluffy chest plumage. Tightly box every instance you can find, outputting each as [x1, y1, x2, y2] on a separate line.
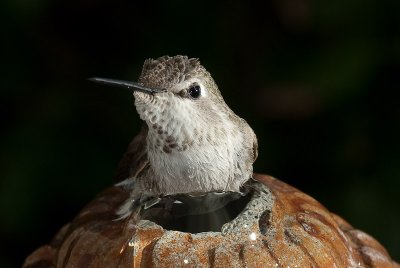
[146, 120, 247, 195]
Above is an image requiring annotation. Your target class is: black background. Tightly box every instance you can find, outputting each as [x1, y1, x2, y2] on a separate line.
[1, 0, 399, 266]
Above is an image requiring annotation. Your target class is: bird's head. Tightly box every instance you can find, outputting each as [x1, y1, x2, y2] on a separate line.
[91, 55, 234, 153]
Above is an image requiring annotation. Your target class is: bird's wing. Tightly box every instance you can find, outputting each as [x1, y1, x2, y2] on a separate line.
[239, 117, 258, 163]
[114, 124, 149, 183]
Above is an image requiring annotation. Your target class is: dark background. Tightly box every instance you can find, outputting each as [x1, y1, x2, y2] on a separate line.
[1, 0, 399, 267]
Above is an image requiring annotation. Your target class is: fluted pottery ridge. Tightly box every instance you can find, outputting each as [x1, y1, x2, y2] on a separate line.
[24, 174, 399, 268]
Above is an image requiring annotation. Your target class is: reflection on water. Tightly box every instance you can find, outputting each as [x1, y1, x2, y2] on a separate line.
[140, 189, 252, 233]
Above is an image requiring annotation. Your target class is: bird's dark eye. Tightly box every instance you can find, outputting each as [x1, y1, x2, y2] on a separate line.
[188, 85, 201, 99]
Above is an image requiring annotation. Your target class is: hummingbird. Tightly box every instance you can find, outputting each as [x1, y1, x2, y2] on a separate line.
[90, 55, 258, 219]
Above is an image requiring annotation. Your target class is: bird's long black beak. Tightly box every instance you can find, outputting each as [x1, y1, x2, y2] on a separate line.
[89, 77, 166, 94]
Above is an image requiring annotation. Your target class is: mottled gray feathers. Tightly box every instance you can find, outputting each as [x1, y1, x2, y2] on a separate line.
[139, 55, 204, 89]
